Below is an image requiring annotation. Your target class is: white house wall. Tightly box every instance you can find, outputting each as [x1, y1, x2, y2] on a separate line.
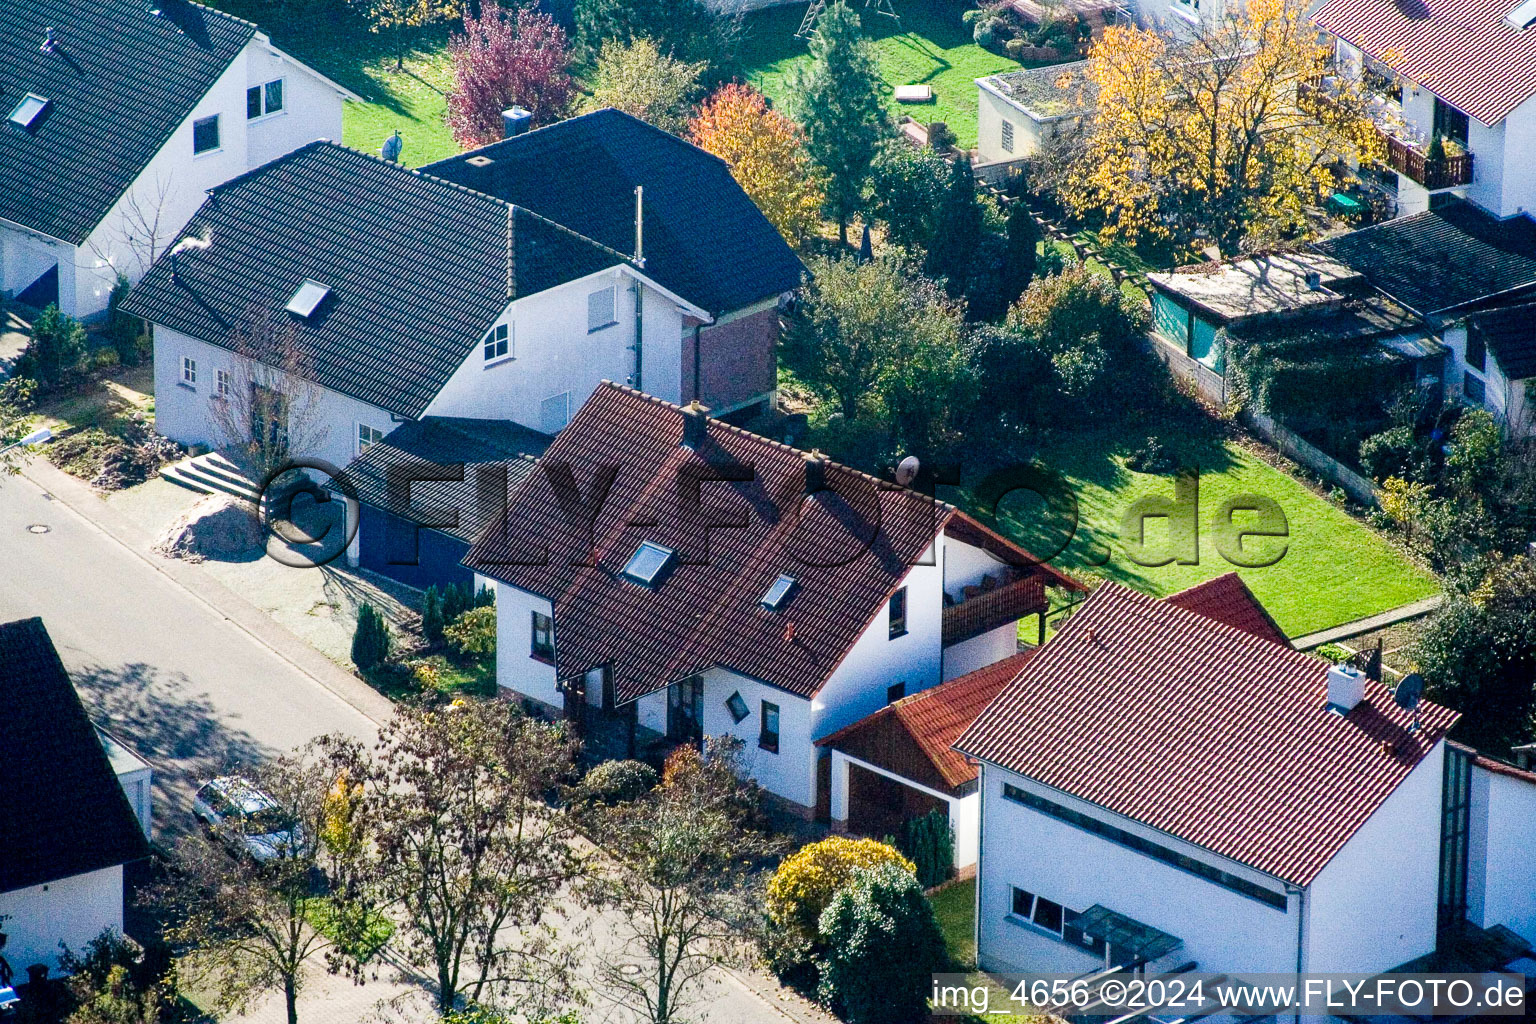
[245, 42, 346, 169]
[975, 86, 1058, 166]
[1467, 764, 1536, 943]
[1302, 740, 1443, 972]
[153, 327, 397, 473]
[1495, 95, 1536, 218]
[0, 219, 72, 305]
[0, 866, 124, 975]
[1442, 325, 1533, 438]
[423, 268, 685, 431]
[976, 764, 1298, 976]
[700, 666, 817, 808]
[493, 581, 559, 710]
[945, 623, 1019, 680]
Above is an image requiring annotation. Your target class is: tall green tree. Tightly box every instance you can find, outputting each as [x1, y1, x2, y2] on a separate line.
[816, 862, 947, 1024]
[925, 157, 984, 295]
[581, 37, 706, 135]
[786, 2, 889, 244]
[865, 142, 949, 251]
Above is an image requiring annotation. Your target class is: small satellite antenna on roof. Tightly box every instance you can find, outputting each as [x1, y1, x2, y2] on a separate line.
[381, 130, 403, 164]
[895, 455, 920, 486]
[1395, 672, 1425, 733]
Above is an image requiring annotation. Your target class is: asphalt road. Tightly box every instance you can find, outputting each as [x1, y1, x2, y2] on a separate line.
[0, 472, 377, 837]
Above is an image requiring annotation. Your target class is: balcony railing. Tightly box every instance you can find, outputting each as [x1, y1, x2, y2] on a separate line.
[942, 572, 1048, 647]
[1297, 80, 1474, 191]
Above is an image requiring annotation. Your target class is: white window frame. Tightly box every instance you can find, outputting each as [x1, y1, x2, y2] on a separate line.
[246, 78, 285, 120]
[483, 321, 512, 364]
[192, 114, 221, 156]
[587, 286, 617, 333]
[357, 423, 385, 455]
[215, 368, 231, 398]
[181, 356, 197, 387]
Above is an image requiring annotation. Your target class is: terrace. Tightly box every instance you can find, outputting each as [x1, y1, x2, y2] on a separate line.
[942, 569, 1049, 647]
[1299, 78, 1475, 190]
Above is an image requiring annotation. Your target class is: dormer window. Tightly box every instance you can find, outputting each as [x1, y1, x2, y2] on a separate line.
[761, 574, 797, 611]
[622, 541, 674, 587]
[483, 322, 510, 362]
[285, 279, 330, 318]
[9, 94, 50, 130]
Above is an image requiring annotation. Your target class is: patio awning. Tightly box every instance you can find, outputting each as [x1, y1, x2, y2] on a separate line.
[1074, 905, 1183, 964]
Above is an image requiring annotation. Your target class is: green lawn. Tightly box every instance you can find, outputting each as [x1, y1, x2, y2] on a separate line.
[931, 877, 977, 970]
[741, 2, 1055, 150]
[967, 427, 1439, 638]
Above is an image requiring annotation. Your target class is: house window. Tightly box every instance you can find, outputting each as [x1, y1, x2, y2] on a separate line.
[726, 691, 750, 724]
[1008, 887, 1065, 938]
[357, 423, 384, 454]
[621, 540, 675, 587]
[887, 682, 905, 703]
[888, 587, 908, 639]
[759, 700, 780, 753]
[216, 368, 231, 398]
[1466, 331, 1487, 373]
[483, 322, 511, 362]
[1000, 120, 1014, 154]
[247, 79, 284, 119]
[1433, 97, 1470, 148]
[181, 356, 197, 386]
[540, 391, 571, 434]
[192, 115, 220, 154]
[1464, 371, 1486, 404]
[530, 611, 554, 661]
[588, 286, 617, 332]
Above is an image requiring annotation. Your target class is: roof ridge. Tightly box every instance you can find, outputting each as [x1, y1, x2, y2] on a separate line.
[205, 137, 337, 195]
[442, 106, 735, 173]
[511, 204, 634, 265]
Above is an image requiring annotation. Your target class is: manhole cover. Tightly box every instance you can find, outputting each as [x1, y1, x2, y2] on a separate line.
[27, 523, 50, 534]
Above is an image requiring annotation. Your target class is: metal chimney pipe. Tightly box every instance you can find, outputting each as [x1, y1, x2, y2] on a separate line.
[633, 185, 645, 269]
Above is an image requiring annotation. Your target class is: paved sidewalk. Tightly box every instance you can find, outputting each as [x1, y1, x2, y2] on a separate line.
[1291, 594, 1443, 650]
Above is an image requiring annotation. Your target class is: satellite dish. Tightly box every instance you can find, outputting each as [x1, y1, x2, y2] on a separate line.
[895, 455, 921, 487]
[381, 130, 403, 164]
[1395, 673, 1424, 711]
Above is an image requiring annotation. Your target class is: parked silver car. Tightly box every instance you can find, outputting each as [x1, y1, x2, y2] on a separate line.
[192, 776, 307, 862]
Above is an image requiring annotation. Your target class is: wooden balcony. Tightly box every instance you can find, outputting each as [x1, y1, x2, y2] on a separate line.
[942, 571, 1048, 647]
[1297, 80, 1474, 191]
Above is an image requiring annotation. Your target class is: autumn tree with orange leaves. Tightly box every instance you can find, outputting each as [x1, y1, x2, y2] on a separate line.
[690, 83, 826, 246]
[1063, 0, 1382, 255]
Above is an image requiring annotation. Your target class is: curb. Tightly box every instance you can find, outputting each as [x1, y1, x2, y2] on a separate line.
[19, 457, 394, 727]
[1291, 595, 1444, 650]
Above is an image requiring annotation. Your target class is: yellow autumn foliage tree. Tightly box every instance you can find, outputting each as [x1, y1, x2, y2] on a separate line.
[765, 836, 915, 941]
[690, 83, 826, 246]
[1065, 0, 1383, 254]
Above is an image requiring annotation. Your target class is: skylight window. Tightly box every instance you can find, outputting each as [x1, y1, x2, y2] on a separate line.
[761, 574, 797, 611]
[622, 541, 674, 587]
[285, 279, 330, 318]
[9, 94, 50, 130]
[1507, 0, 1536, 29]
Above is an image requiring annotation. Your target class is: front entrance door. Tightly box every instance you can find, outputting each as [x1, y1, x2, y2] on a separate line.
[250, 383, 290, 454]
[667, 676, 704, 747]
[562, 675, 587, 736]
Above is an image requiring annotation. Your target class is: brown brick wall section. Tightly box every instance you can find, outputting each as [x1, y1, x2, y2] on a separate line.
[681, 304, 779, 412]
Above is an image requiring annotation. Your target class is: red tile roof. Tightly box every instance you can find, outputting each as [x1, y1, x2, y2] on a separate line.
[465, 384, 1077, 704]
[1166, 573, 1290, 646]
[1313, 0, 1536, 127]
[818, 651, 1038, 793]
[955, 582, 1459, 885]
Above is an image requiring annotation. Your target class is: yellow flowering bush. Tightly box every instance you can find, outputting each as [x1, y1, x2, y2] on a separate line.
[765, 836, 915, 942]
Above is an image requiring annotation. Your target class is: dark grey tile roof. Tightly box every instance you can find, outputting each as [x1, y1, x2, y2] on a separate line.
[335, 416, 549, 543]
[0, 0, 256, 245]
[1313, 202, 1536, 316]
[422, 108, 805, 316]
[1469, 301, 1536, 380]
[1, 617, 150, 893]
[121, 142, 625, 417]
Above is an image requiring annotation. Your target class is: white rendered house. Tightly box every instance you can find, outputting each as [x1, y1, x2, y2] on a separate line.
[464, 383, 1082, 814]
[0, 0, 355, 318]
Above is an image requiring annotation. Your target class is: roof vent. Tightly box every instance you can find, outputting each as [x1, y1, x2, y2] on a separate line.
[1507, 0, 1536, 29]
[41, 27, 58, 52]
[285, 279, 330, 318]
[1326, 663, 1366, 713]
[8, 94, 51, 130]
[680, 400, 708, 448]
[761, 574, 798, 611]
[804, 449, 829, 495]
[466, 154, 494, 167]
[1305, 271, 1322, 291]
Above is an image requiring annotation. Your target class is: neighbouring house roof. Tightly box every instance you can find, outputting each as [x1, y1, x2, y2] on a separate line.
[421, 109, 805, 317]
[955, 582, 1458, 886]
[1468, 300, 1536, 379]
[1312, 201, 1536, 317]
[0, 0, 257, 245]
[1, 617, 150, 893]
[464, 383, 1080, 705]
[1313, 0, 1536, 127]
[1164, 572, 1290, 645]
[121, 142, 626, 418]
[818, 651, 1038, 795]
[336, 416, 550, 544]
[1147, 253, 1363, 323]
[977, 61, 1096, 120]
[1451, 741, 1536, 785]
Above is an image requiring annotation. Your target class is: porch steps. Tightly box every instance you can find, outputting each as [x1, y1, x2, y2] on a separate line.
[160, 451, 261, 502]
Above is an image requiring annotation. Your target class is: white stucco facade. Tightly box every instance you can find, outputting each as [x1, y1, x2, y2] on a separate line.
[1467, 763, 1536, 944]
[0, 866, 123, 976]
[1441, 324, 1534, 438]
[0, 36, 349, 318]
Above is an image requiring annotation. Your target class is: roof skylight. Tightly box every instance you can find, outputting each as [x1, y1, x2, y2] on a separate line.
[9, 94, 51, 130]
[761, 574, 797, 611]
[285, 279, 331, 318]
[622, 541, 674, 587]
[1508, 0, 1536, 29]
